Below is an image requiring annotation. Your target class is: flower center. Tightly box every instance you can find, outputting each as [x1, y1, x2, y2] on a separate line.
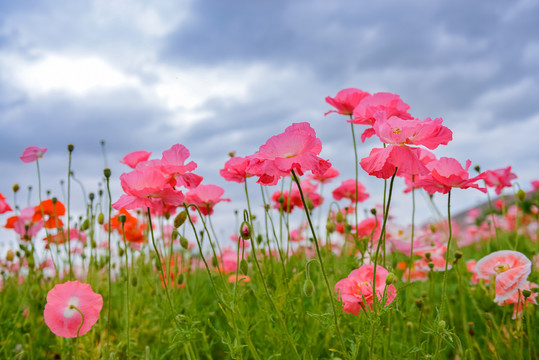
[63, 296, 80, 318]
[392, 128, 401, 134]
[283, 153, 297, 159]
[495, 264, 509, 273]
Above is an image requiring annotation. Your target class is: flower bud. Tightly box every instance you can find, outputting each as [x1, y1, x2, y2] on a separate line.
[326, 221, 336, 233]
[103, 168, 111, 178]
[240, 259, 248, 275]
[211, 256, 219, 268]
[174, 211, 188, 228]
[454, 250, 463, 260]
[517, 189, 526, 202]
[438, 320, 446, 330]
[474, 165, 481, 173]
[428, 262, 435, 270]
[415, 298, 423, 309]
[98, 213, 105, 225]
[370, 208, 377, 216]
[336, 211, 344, 224]
[385, 272, 396, 285]
[89, 192, 95, 202]
[80, 219, 90, 231]
[6, 250, 14, 262]
[118, 247, 125, 257]
[52, 197, 58, 204]
[303, 279, 314, 297]
[171, 229, 179, 240]
[12, 183, 19, 193]
[131, 276, 138, 287]
[522, 289, 532, 298]
[406, 321, 414, 330]
[118, 214, 127, 224]
[429, 224, 436, 233]
[228, 151, 236, 158]
[240, 222, 251, 240]
[67, 144, 74, 152]
[177, 273, 184, 285]
[468, 322, 475, 336]
[256, 234, 263, 244]
[27, 256, 35, 268]
[180, 236, 189, 250]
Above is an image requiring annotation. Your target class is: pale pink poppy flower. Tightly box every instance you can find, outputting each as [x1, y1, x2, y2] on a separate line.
[413, 157, 486, 195]
[113, 166, 185, 211]
[308, 166, 340, 184]
[272, 179, 323, 212]
[325, 88, 371, 116]
[479, 166, 517, 195]
[5, 206, 44, 240]
[335, 264, 397, 315]
[332, 179, 369, 203]
[186, 184, 230, 216]
[160, 144, 203, 189]
[120, 150, 152, 168]
[497, 281, 538, 319]
[351, 92, 412, 141]
[220, 156, 252, 183]
[466, 260, 488, 285]
[0, 193, 12, 214]
[20, 146, 47, 163]
[44, 281, 103, 338]
[360, 145, 429, 179]
[476, 250, 532, 303]
[247, 122, 331, 186]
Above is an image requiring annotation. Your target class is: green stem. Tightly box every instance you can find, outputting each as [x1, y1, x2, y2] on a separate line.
[349, 121, 360, 241]
[121, 222, 130, 359]
[408, 180, 416, 284]
[147, 207, 179, 326]
[440, 190, 452, 317]
[104, 170, 112, 356]
[291, 169, 347, 357]
[70, 305, 85, 360]
[67, 147, 73, 280]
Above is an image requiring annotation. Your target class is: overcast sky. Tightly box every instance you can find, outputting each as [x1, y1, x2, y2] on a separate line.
[1, 0, 538, 250]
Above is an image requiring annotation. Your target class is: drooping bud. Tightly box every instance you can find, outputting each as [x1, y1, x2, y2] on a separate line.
[517, 189, 526, 202]
[326, 221, 336, 233]
[303, 279, 314, 297]
[240, 222, 251, 240]
[80, 219, 90, 231]
[336, 211, 344, 224]
[240, 259, 248, 275]
[174, 211, 188, 228]
[180, 236, 189, 250]
[6, 250, 14, 262]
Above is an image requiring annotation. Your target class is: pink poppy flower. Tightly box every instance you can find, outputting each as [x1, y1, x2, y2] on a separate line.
[113, 166, 185, 212]
[497, 281, 538, 319]
[247, 122, 331, 186]
[160, 144, 203, 189]
[479, 166, 517, 195]
[220, 156, 252, 183]
[120, 150, 152, 168]
[335, 264, 397, 315]
[332, 179, 370, 203]
[531, 180, 539, 191]
[186, 184, 230, 216]
[308, 166, 340, 184]
[360, 113, 451, 179]
[325, 88, 371, 116]
[44, 281, 103, 338]
[272, 179, 323, 212]
[0, 193, 12, 214]
[351, 92, 412, 142]
[413, 158, 486, 195]
[476, 250, 532, 303]
[20, 146, 48, 163]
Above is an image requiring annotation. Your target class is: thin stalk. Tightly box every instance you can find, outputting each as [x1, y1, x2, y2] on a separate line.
[104, 169, 113, 356]
[147, 207, 179, 326]
[291, 169, 347, 356]
[408, 181, 416, 284]
[67, 146, 73, 279]
[71, 305, 85, 360]
[349, 121, 360, 242]
[440, 190, 452, 316]
[121, 221, 130, 359]
[35, 160, 58, 275]
[372, 170, 397, 309]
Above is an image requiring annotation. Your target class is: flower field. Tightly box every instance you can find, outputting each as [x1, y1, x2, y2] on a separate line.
[1, 88, 538, 359]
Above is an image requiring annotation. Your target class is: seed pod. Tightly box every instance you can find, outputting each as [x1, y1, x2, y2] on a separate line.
[12, 183, 19, 193]
[103, 168, 111, 178]
[80, 219, 90, 231]
[517, 189, 526, 202]
[98, 213, 105, 225]
[385, 272, 396, 285]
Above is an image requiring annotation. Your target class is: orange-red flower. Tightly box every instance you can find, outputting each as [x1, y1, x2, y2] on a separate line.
[33, 199, 65, 229]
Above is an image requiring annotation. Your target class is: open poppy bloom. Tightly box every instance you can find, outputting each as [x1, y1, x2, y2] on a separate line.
[186, 184, 230, 216]
[0, 193, 12, 214]
[44, 281, 103, 338]
[497, 281, 538, 319]
[33, 199, 66, 229]
[220, 156, 252, 183]
[332, 179, 369, 203]
[20, 146, 48, 163]
[476, 250, 532, 303]
[325, 88, 371, 116]
[478, 166, 517, 195]
[335, 264, 396, 315]
[246, 122, 331, 186]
